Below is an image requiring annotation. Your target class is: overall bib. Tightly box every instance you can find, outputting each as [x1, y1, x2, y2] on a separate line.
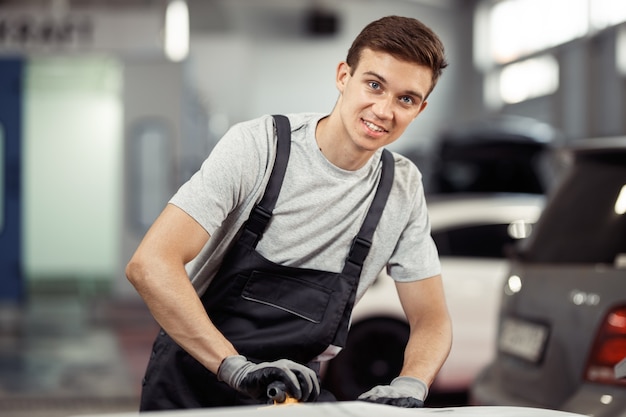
[140, 115, 395, 410]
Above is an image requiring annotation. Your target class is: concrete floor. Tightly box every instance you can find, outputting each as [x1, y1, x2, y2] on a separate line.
[0, 296, 159, 417]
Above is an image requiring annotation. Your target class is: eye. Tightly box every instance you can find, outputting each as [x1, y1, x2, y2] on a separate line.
[400, 96, 415, 105]
[368, 81, 381, 90]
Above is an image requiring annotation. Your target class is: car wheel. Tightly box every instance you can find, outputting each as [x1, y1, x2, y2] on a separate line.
[322, 317, 409, 400]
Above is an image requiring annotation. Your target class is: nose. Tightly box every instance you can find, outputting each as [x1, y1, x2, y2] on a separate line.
[372, 96, 393, 120]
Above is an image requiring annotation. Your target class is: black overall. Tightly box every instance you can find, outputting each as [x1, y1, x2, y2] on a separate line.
[140, 115, 395, 410]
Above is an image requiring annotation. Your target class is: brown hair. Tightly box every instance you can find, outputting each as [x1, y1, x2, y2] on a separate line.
[346, 15, 448, 95]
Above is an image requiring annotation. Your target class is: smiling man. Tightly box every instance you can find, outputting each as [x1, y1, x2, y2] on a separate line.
[127, 15, 451, 410]
[319, 48, 432, 169]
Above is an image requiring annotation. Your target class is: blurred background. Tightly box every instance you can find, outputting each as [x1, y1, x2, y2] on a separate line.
[0, 0, 625, 416]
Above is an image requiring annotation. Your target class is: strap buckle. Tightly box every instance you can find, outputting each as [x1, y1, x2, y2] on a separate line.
[347, 236, 372, 267]
[246, 206, 272, 237]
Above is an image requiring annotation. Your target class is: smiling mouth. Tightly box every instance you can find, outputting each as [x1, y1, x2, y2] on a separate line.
[362, 119, 388, 133]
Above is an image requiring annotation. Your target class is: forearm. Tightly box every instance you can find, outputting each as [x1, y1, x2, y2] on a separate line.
[400, 309, 452, 386]
[395, 276, 452, 387]
[126, 258, 237, 374]
[357, 299, 451, 406]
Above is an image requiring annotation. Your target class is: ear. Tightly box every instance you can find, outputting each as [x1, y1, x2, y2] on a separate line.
[335, 61, 351, 93]
[415, 100, 428, 119]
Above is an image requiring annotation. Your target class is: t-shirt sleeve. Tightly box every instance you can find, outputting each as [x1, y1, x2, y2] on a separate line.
[386, 174, 441, 282]
[169, 119, 271, 236]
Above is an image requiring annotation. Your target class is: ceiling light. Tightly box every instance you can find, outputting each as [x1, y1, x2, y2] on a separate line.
[164, 0, 189, 62]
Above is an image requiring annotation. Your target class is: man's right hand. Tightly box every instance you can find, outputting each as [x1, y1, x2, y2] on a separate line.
[217, 355, 320, 402]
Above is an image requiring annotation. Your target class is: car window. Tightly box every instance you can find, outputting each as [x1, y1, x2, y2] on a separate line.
[433, 147, 546, 195]
[433, 223, 520, 258]
[522, 154, 626, 263]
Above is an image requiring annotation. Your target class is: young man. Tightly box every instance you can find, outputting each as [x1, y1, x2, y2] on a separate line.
[127, 15, 452, 410]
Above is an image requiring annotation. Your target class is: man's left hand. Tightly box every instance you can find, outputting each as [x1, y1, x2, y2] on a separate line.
[357, 376, 427, 408]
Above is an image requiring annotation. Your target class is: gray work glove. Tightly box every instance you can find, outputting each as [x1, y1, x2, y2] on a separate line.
[358, 376, 428, 408]
[217, 355, 320, 402]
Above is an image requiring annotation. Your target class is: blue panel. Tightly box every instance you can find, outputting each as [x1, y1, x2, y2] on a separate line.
[0, 58, 23, 302]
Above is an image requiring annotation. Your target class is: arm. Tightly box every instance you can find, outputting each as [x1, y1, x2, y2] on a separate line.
[126, 203, 321, 401]
[358, 274, 452, 407]
[125, 203, 238, 373]
[395, 274, 452, 385]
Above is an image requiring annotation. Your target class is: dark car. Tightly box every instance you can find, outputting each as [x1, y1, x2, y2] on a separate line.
[470, 137, 626, 416]
[427, 115, 562, 195]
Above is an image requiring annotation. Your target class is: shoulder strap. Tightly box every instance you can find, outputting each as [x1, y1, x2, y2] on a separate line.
[244, 114, 396, 271]
[242, 115, 291, 246]
[342, 149, 395, 278]
[332, 149, 395, 348]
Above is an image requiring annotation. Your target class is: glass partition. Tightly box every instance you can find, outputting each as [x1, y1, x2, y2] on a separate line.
[129, 119, 173, 235]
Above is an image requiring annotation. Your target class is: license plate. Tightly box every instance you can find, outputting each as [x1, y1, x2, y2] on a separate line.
[498, 317, 549, 363]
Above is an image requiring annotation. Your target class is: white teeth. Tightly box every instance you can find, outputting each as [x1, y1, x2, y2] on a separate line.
[364, 120, 385, 132]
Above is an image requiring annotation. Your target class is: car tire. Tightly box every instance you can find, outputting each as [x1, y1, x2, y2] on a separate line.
[322, 317, 409, 401]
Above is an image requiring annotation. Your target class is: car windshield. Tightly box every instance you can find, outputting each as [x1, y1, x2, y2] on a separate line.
[521, 152, 626, 264]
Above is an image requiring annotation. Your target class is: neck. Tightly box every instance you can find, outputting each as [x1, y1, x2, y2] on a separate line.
[316, 114, 373, 171]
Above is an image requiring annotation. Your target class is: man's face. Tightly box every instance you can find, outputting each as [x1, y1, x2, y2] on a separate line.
[335, 48, 432, 153]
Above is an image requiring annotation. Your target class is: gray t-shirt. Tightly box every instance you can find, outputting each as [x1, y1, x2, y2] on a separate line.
[170, 113, 440, 304]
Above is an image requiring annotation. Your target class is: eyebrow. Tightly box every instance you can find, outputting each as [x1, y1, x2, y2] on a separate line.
[363, 70, 425, 102]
